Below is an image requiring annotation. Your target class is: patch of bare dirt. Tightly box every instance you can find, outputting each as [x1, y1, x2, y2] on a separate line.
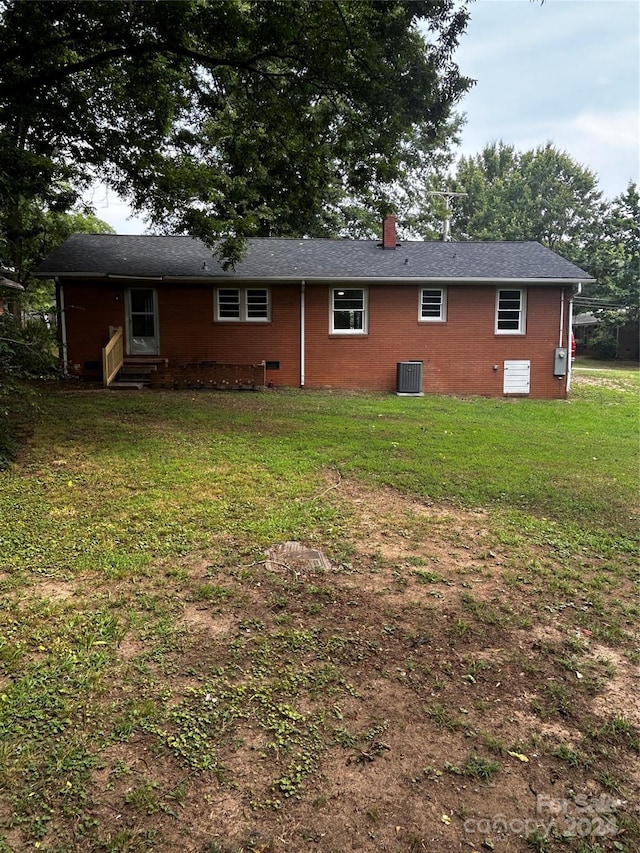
[14, 477, 639, 852]
[28, 578, 77, 600]
[589, 645, 640, 728]
[180, 603, 237, 638]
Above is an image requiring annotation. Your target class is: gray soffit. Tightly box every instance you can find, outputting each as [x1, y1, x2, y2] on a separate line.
[33, 233, 595, 284]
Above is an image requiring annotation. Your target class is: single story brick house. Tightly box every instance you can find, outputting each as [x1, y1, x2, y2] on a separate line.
[34, 217, 594, 398]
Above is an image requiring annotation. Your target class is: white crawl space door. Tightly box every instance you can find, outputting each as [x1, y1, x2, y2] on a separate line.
[503, 360, 531, 395]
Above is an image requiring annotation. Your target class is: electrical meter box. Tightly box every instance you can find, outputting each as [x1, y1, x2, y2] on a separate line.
[554, 347, 568, 376]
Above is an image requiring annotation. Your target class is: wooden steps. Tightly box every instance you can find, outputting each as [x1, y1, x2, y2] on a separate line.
[108, 357, 167, 390]
[107, 380, 147, 390]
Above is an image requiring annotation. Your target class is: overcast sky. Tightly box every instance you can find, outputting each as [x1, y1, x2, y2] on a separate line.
[90, 0, 639, 234]
[452, 0, 639, 199]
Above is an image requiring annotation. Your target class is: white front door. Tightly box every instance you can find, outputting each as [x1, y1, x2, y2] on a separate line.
[127, 288, 159, 355]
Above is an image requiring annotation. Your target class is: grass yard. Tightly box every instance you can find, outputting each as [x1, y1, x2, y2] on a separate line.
[0, 365, 638, 852]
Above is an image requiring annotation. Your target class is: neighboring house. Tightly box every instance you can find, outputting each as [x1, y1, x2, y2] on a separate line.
[573, 312, 599, 353]
[33, 217, 594, 398]
[616, 321, 639, 361]
[573, 312, 639, 361]
[0, 274, 24, 315]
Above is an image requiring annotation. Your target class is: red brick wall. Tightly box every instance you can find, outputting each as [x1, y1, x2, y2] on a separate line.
[304, 283, 571, 399]
[62, 281, 126, 374]
[60, 279, 572, 398]
[158, 284, 301, 386]
[61, 281, 301, 386]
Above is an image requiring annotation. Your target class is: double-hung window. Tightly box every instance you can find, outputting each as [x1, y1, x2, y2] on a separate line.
[419, 287, 447, 322]
[331, 288, 367, 334]
[496, 288, 526, 334]
[216, 287, 270, 322]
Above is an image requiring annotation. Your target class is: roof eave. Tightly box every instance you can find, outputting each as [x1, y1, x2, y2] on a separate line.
[275, 276, 595, 285]
[0, 276, 24, 291]
[35, 273, 595, 285]
[33, 272, 166, 281]
[167, 275, 597, 285]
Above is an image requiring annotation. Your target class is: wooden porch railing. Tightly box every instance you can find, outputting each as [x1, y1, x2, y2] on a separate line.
[102, 325, 124, 387]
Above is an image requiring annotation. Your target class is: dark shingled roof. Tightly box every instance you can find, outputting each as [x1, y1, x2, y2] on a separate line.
[33, 233, 594, 283]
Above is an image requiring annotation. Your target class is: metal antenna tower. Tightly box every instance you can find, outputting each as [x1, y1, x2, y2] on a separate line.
[427, 190, 467, 241]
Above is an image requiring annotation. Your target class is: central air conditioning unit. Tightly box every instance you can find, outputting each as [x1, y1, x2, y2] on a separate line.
[396, 361, 423, 396]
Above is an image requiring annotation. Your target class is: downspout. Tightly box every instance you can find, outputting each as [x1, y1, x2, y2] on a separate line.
[300, 280, 306, 387]
[56, 278, 69, 375]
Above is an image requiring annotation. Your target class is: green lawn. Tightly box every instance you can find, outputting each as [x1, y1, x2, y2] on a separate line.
[3, 372, 637, 579]
[0, 370, 638, 852]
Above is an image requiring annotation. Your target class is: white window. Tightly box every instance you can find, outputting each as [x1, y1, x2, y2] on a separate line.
[331, 287, 367, 334]
[419, 287, 447, 322]
[217, 288, 240, 319]
[496, 288, 526, 334]
[216, 288, 270, 321]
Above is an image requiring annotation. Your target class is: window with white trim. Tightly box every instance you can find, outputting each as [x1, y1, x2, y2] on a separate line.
[419, 287, 447, 322]
[496, 288, 526, 334]
[331, 287, 367, 334]
[215, 287, 270, 321]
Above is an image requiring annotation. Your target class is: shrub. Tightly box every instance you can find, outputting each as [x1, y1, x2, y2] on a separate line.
[587, 326, 617, 360]
[0, 313, 59, 467]
[0, 314, 59, 378]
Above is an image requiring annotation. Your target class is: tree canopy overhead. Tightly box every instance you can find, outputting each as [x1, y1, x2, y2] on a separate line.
[423, 142, 638, 352]
[0, 0, 472, 264]
[438, 141, 604, 257]
[581, 182, 639, 327]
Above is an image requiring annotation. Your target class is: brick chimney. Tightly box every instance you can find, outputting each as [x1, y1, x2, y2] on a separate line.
[382, 215, 397, 249]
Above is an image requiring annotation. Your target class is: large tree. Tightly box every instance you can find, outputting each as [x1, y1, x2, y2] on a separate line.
[432, 141, 604, 263]
[1, 205, 113, 293]
[5, 207, 114, 314]
[308, 112, 466, 239]
[0, 0, 471, 266]
[579, 182, 639, 325]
